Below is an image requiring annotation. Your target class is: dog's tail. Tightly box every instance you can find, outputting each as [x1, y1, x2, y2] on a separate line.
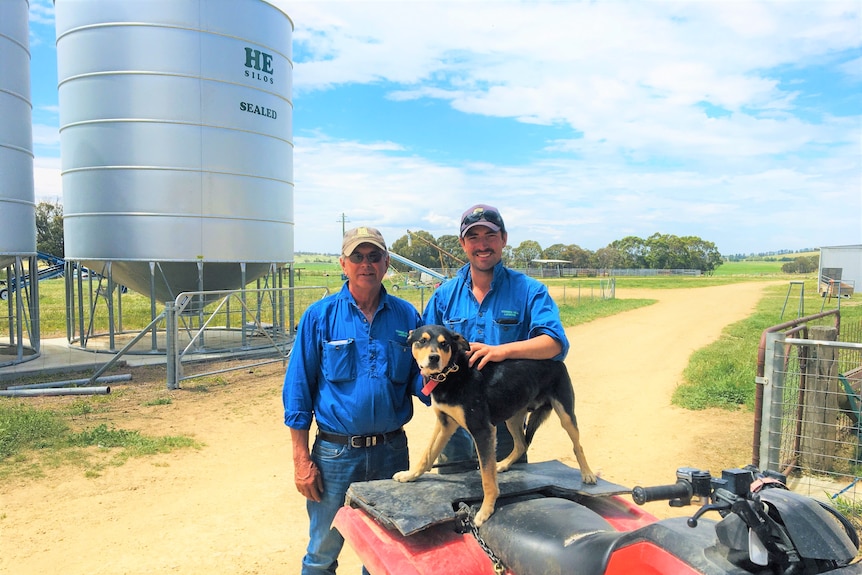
[525, 403, 553, 446]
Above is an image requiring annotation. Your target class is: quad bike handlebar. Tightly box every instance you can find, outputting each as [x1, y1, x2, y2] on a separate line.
[631, 466, 714, 506]
[633, 465, 790, 528]
[633, 465, 860, 573]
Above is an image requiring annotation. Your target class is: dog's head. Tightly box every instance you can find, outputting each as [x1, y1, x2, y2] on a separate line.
[407, 325, 470, 378]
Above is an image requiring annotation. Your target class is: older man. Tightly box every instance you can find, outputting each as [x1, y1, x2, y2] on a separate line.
[283, 226, 426, 574]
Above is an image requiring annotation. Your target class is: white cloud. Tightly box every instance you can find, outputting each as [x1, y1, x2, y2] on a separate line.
[33, 157, 62, 202]
[26, 1, 862, 254]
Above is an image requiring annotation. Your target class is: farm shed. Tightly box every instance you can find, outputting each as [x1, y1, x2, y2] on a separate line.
[819, 244, 862, 298]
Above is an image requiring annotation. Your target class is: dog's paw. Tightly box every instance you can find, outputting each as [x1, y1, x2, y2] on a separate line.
[392, 470, 418, 483]
[495, 461, 512, 473]
[473, 505, 494, 527]
[581, 470, 598, 485]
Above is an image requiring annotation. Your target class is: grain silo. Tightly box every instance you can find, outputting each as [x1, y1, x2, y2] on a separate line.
[0, 0, 40, 365]
[54, 0, 293, 351]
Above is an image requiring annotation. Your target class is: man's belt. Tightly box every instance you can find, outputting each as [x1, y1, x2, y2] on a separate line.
[317, 428, 405, 448]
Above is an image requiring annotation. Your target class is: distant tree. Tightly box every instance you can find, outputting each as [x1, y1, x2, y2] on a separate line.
[682, 236, 723, 274]
[542, 243, 594, 268]
[512, 240, 542, 267]
[542, 243, 568, 261]
[390, 230, 439, 270]
[35, 201, 64, 258]
[610, 236, 648, 268]
[570, 246, 593, 268]
[781, 256, 818, 274]
[502, 245, 514, 265]
[433, 234, 466, 269]
[593, 246, 624, 269]
[645, 233, 679, 269]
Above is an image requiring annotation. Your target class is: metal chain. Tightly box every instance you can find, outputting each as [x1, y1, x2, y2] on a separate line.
[456, 503, 507, 574]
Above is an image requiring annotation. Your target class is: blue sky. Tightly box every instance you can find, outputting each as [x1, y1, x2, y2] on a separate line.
[26, 0, 862, 256]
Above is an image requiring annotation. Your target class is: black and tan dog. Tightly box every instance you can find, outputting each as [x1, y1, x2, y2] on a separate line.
[393, 325, 596, 526]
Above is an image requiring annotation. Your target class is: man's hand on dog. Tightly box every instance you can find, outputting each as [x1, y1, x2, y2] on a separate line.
[466, 342, 507, 370]
[294, 458, 323, 502]
[467, 335, 563, 370]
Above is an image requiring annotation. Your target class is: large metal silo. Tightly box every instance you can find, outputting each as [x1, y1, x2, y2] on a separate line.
[55, 0, 294, 304]
[0, 0, 36, 266]
[0, 0, 40, 366]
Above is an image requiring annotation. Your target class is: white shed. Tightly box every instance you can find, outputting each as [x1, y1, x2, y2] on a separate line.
[819, 245, 862, 298]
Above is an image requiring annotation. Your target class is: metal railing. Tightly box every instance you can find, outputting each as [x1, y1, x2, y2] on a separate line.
[163, 285, 329, 389]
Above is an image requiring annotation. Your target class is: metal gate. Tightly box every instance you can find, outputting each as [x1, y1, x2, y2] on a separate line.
[757, 315, 862, 505]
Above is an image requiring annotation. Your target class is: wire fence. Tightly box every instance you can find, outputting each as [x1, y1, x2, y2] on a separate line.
[758, 315, 862, 511]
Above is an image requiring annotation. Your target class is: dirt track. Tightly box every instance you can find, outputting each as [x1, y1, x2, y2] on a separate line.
[0, 281, 776, 574]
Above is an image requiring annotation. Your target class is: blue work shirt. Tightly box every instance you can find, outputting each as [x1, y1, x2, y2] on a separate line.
[283, 283, 427, 436]
[423, 261, 569, 360]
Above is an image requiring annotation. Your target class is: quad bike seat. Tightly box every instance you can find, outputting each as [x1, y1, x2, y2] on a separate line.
[478, 497, 753, 575]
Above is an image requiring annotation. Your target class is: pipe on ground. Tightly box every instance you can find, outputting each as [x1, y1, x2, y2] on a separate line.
[7, 374, 131, 390]
[0, 386, 111, 397]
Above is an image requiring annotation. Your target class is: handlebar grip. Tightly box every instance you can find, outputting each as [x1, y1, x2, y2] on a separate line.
[632, 481, 693, 505]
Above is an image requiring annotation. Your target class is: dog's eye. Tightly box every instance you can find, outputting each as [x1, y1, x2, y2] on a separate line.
[439, 341, 449, 350]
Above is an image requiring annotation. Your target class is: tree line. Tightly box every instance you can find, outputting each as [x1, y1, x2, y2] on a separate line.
[391, 230, 723, 273]
[34, 202, 723, 273]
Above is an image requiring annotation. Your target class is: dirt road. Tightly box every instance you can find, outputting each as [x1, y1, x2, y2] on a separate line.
[0, 281, 774, 575]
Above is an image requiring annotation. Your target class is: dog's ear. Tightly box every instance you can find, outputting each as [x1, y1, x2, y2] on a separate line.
[406, 329, 416, 344]
[452, 332, 471, 354]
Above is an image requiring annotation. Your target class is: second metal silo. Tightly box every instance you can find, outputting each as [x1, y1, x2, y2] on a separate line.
[55, 0, 294, 306]
[0, 0, 40, 365]
[0, 0, 36, 268]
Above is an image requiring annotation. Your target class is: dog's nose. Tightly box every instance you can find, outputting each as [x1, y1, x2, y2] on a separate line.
[428, 353, 440, 365]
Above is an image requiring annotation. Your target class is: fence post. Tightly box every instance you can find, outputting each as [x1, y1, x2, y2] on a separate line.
[800, 325, 839, 471]
[760, 331, 786, 470]
[166, 300, 179, 390]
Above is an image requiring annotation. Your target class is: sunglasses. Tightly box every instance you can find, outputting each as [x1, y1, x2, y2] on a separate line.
[461, 209, 505, 230]
[347, 251, 385, 264]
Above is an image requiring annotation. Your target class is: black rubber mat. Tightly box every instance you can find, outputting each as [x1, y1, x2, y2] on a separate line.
[344, 460, 630, 536]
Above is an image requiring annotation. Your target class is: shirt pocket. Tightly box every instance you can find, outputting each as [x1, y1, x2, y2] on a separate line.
[387, 340, 413, 385]
[443, 318, 467, 335]
[493, 318, 522, 344]
[321, 338, 356, 383]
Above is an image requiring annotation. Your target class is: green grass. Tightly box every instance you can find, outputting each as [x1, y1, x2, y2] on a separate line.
[713, 260, 789, 276]
[0, 403, 69, 460]
[0, 401, 199, 479]
[672, 279, 862, 410]
[66, 423, 197, 457]
[559, 298, 655, 326]
[833, 492, 862, 530]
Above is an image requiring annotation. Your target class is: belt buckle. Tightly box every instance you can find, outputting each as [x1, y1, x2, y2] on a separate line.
[351, 435, 377, 448]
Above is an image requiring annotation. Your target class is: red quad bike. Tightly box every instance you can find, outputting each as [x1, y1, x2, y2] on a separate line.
[333, 460, 862, 575]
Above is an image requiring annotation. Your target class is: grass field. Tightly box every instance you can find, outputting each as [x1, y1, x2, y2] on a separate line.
[713, 260, 788, 275]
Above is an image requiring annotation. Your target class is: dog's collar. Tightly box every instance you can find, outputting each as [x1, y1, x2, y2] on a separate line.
[420, 363, 460, 396]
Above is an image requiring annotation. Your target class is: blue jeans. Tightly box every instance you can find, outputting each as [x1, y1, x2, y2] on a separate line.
[302, 432, 409, 575]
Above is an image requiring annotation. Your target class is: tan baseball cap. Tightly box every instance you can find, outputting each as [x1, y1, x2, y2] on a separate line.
[342, 226, 387, 256]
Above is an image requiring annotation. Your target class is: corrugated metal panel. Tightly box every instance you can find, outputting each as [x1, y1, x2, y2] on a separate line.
[0, 0, 36, 262]
[55, 0, 293, 300]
